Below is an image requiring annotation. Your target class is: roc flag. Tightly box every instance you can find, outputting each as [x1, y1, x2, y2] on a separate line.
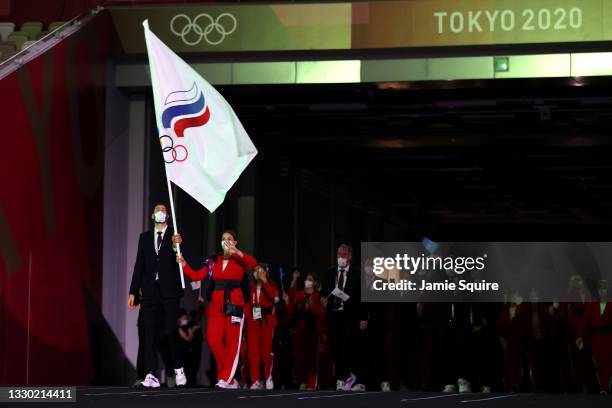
[143, 20, 257, 212]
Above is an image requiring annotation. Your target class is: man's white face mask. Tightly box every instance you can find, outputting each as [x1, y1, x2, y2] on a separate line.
[154, 211, 167, 223]
[304, 279, 314, 289]
[337, 257, 349, 269]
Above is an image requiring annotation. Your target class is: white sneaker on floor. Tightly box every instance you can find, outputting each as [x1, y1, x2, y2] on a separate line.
[381, 381, 391, 392]
[299, 383, 307, 390]
[250, 380, 263, 390]
[343, 373, 357, 390]
[443, 384, 456, 393]
[458, 378, 471, 393]
[351, 383, 366, 391]
[174, 367, 187, 387]
[140, 373, 160, 388]
[336, 380, 345, 391]
[482, 386, 492, 393]
[265, 376, 274, 390]
[217, 379, 239, 389]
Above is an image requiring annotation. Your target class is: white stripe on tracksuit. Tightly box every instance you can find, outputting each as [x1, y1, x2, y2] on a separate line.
[226, 316, 244, 383]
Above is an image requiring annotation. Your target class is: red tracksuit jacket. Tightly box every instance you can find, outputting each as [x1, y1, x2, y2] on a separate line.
[183, 253, 257, 317]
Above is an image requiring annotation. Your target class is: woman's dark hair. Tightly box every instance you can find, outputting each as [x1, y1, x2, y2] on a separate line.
[178, 308, 187, 318]
[305, 272, 318, 282]
[222, 229, 238, 241]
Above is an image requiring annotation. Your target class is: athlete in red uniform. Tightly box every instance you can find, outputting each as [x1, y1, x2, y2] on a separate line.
[176, 230, 257, 389]
[244, 264, 279, 389]
[283, 272, 325, 390]
[577, 280, 612, 395]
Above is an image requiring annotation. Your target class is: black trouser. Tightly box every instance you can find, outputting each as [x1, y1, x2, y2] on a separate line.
[329, 311, 363, 382]
[142, 283, 182, 376]
[137, 308, 175, 380]
[186, 347, 201, 386]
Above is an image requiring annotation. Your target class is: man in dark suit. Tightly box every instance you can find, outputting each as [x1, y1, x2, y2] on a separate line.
[320, 244, 369, 391]
[127, 203, 186, 387]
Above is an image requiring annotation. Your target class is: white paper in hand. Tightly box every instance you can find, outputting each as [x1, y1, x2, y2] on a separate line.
[331, 287, 350, 302]
[190, 281, 201, 290]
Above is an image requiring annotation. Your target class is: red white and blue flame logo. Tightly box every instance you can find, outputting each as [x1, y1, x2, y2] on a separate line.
[160, 83, 211, 163]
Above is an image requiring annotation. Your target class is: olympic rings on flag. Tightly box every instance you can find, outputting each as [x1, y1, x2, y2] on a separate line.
[159, 134, 188, 163]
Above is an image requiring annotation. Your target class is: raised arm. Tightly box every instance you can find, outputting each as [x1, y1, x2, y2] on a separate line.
[232, 251, 257, 270]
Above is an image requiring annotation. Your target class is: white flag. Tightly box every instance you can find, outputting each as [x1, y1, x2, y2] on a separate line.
[143, 20, 257, 212]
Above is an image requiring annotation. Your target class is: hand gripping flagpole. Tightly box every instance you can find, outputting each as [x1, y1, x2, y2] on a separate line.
[166, 176, 186, 289]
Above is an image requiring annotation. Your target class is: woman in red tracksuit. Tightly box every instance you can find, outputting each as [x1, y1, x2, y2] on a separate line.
[244, 263, 279, 389]
[497, 292, 531, 392]
[283, 272, 325, 390]
[177, 229, 257, 389]
[576, 280, 612, 395]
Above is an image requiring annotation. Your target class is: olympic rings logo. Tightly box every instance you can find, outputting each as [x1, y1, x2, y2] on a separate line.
[170, 13, 237, 46]
[160, 135, 188, 163]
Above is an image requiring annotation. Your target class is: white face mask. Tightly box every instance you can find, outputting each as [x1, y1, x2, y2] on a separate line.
[304, 280, 314, 289]
[154, 211, 167, 223]
[337, 257, 349, 268]
[221, 241, 230, 251]
[179, 319, 188, 326]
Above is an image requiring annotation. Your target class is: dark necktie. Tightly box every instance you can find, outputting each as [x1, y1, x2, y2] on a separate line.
[334, 269, 345, 310]
[157, 231, 163, 254]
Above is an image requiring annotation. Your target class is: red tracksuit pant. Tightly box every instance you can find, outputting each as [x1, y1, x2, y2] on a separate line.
[207, 315, 244, 383]
[247, 318, 275, 382]
[593, 334, 612, 392]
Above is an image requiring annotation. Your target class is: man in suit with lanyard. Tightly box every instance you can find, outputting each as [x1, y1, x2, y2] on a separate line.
[321, 244, 369, 391]
[127, 203, 186, 387]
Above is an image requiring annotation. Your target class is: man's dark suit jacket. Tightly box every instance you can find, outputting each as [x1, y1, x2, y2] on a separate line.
[129, 227, 184, 300]
[320, 265, 369, 322]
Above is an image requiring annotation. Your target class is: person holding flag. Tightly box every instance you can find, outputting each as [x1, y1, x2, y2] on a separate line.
[128, 203, 186, 388]
[175, 230, 257, 389]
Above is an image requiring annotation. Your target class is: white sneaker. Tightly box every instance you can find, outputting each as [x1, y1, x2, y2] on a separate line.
[174, 367, 187, 387]
[299, 383, 307, 390]
[140, 373, 160, 388]
[343, 373, 357, 390]
[351, 383, 366, 391]
[217, 379, 239, 389]
[482, 386, 492, 393]
[443, 384, 456, 393]
[250, 380, 263, 390]
[336, 380, 345, 391]
[458, 378, 471, 393]
[381, 381, 391, 392]
[265, 376, 274, 390]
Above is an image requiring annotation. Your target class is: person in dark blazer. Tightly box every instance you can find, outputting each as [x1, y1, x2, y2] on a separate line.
[127, 203, 186, 388]
[320, 244, 369, 391]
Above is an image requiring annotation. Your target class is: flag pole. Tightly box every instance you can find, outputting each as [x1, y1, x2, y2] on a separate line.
[166, 175, 186, 289]
[143, 20, 185, 289]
